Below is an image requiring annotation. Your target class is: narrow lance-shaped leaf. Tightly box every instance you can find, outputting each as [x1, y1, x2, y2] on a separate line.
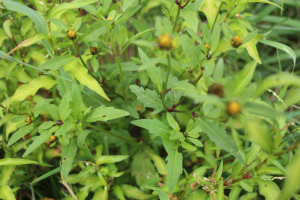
[1, 33, 47, 60]
[3, 0, 54, 57]
[0, 184, 16, 200]
[39, 55, 76, 70]
[61, 139, 78, 179]
[0, 158, 38, 165]
[84, 106, 129, 122]
[166, 148, 183, 193]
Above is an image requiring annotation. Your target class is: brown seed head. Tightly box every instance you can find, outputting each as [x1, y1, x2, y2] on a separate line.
[90, 46, 98, 55]
[158, 34, 173, 50]
[207, 83, 225, 98]
[226, 101, 241, 116]
[67, 30, 76, 40]
[231, 36, 243, 48]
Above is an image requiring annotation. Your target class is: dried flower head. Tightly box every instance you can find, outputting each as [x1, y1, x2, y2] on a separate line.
[226, 101, 241, 116]
[67, 30, 76, 40]
[158, 34, 173, 50]
[90, 46, 98, 55]
[56, 120, 63, 126]
[231, 36, 243, 48]
[207, 83, 225, 98]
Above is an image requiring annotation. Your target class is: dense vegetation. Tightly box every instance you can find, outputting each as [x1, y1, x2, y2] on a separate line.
[0, 0, 300, 199]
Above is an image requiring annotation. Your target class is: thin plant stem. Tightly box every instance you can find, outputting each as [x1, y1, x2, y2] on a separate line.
[110, 31, 127, 101]
[162, 52, 172, 111]
[277, 48, 282, 72]
[172, 7, 181, 34]
[211, 3, 222, 31]
[73, 42, 88, 68]
[88, 125, 137, 142]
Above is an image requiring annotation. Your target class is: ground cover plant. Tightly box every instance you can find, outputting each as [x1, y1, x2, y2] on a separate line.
[0, 0, 300, 199]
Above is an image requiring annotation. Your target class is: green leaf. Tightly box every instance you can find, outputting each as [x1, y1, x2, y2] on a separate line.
[243, 30, 258, 43]
[0, 184, 16, 200]
[166, 148, 183, 192]
[90, 57, 99, 72]
[12, 76, 56, 102]
[181, 141, 197, 151]
[115, 5, 141, 25]
[121, 28, 155, 53]
[186, 27, 202, 44]
[7, 125, 35, 146]
[64, 60, 110, 101]
[39, 55, 76, 70]
[113, 185, 126, 200]
[254, 73, 300, 98]
[48, 0, 98, 18]
[243, 102, 283, 119]
[234, 61, 257, 95]
[259, 39, 296, 69]
[2, 33, 48, 60]
[171, 80, 196, 96]
[218, 178, 224, 200]
[96, 155, 129, 165]
[77, 130, 93, 159]
[84, 106, 129, 122]
[148, 187, 170, 200]
[181, 10, 198, 32]
[32, 167, 61, 183]
[239, 180, 253, 192]
[131, 148, 156, 186]
[277, 148, 300, 200]
[38, 121, 56, 130]
[197, 118, 244, 164]
[0, 158, 38, 165]
[3, 0, 54, 57]
[23, 127, 56, 157]
[187, 138, 203, 147]
[181, 35, 202, 66]
[200, 0, 220, 29]
[78, 21, 109, 43]
[256, 179, 281, 200]
[138, 48, 163, 92]
[50, 18, 68, 31]
[21, 17, 33, 36]
[130, 85, 164, 114]
[61, 139, 78, 179]
[215, 160, 223, 181]
[166, 113, 180, 131]
[228, 185, 242, 200]
[121, 184, 155, 199]
[131, 119, 170, 135]
[3, 20, 12, 38]
[247, 0, 283, 9]
[0, 51, 70, 81]
[147, 152, 167, 176]
[244, 118, 273, 153]
[210, 21, 220, 53]
[70, 83, 84, 120]
[59, 93, 70, 120]
[186, 190, 207, 200]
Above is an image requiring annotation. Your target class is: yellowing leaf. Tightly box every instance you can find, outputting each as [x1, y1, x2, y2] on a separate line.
[1, 33, 47, 60]
[64, 60, 110, 101]
[12, 76, 56, 102]
[200, 0, 220, 29]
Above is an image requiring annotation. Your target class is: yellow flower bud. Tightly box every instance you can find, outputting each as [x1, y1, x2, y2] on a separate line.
[226, 101, 241, 116]
[231, 36, 243, 48]
[158, 34, 173, 50]
[107, 17, 113, 20]
[50, 135, 56, 142]
[26, 116, 32, 124]
[90, 46, 98, 55]
[67, 30, 76, 40]
[205, 43, 210, 51]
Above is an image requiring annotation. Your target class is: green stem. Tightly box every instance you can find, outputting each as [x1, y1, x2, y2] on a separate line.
[162, 53, 172, 111]
[110, 31, 127, 101]
[88, 125, 137, 142]
[73, 42, 88, 68]
[172, 6, 181, 34]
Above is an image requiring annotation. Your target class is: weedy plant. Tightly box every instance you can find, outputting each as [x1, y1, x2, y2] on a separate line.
[0, 0, 300, 199]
